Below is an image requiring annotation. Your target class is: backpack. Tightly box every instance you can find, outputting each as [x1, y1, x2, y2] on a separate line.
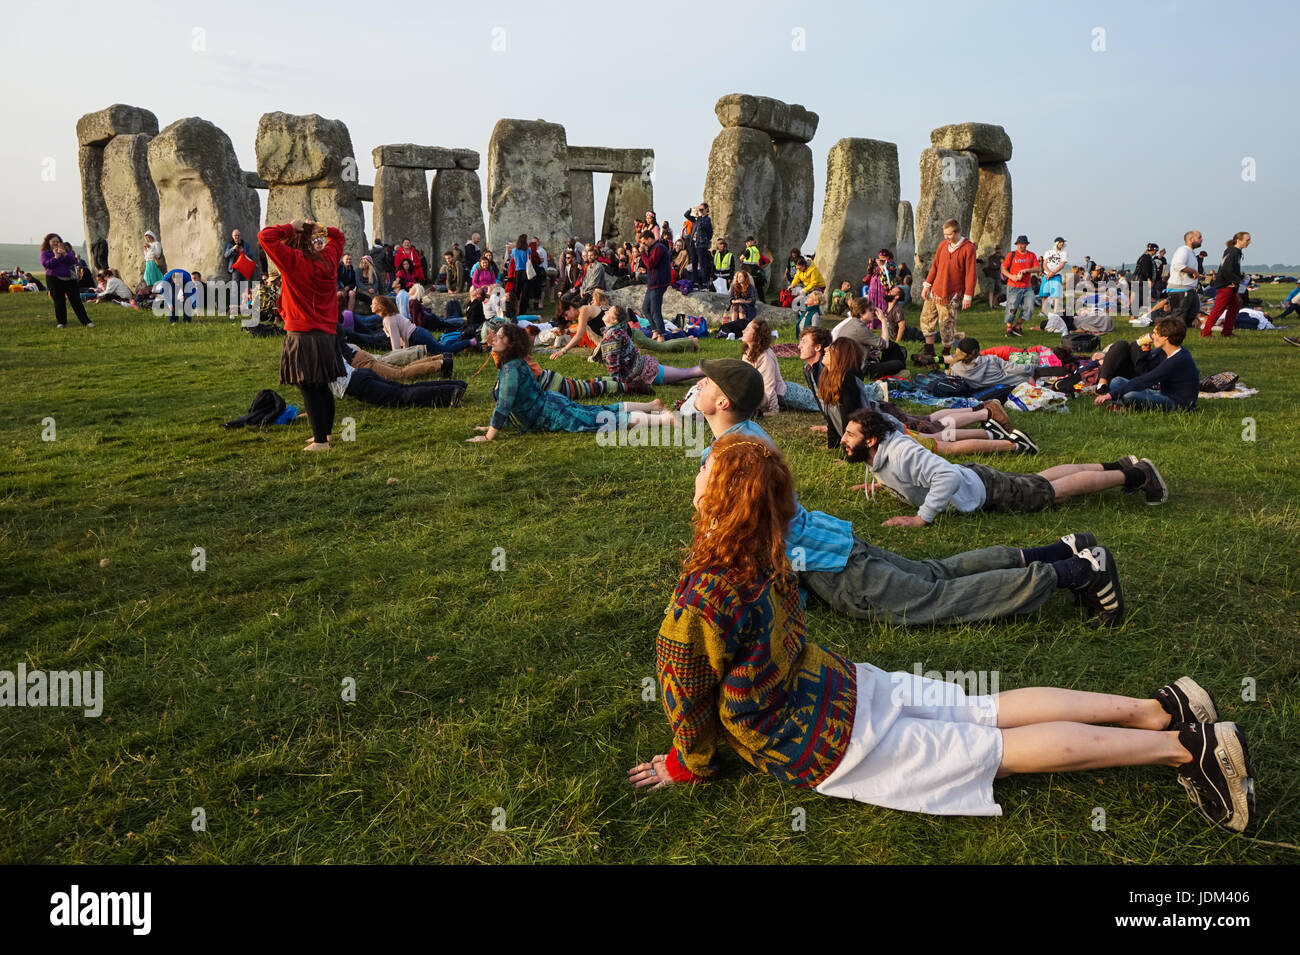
[916, 373, 974, 398]
[1062, 331, 1101, 354]
[223, 389, 295, 428]
[778, 288, 794, 308]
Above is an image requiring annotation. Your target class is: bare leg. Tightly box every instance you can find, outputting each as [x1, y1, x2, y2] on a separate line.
[999, 724, 1188, 775]
[658, 364, 705, 385]
[930, 408, 989, 428]
[1037, 462, 1102, 481]
[996, 687, 1169, 730]
[930, 437, 1015, 455]
[621, 398, 665, 415]
[1046, 467, 1125, 502]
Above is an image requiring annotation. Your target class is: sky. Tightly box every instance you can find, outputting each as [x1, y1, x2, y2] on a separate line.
[2, 0, 1295, 266]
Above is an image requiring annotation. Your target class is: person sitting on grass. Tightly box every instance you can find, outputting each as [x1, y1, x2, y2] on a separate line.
[805, 333, 1037, 454]
[944, 336, 1055, 387]
[716, 268, 757, 338]
[467, 324, 673, 442]
[1093, 317, 1199, 412]
[94, 269, 133, 304]
[828, 280, 853, 316]
[629, 431, 1254, 834]
[599, 306, 705, 392]
[740, 319, 819, 414]
[840, 409, 1169, 531]
[831, 299, 907, 378]
[373, 295, 476, 357]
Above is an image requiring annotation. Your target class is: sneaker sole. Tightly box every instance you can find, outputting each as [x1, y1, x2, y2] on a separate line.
[1172, 676, 1219, 724]
[1140, 458, 1169, 505]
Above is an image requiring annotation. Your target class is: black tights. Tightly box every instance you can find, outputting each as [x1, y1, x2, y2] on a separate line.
[50, 276, 92, 326]
[299, 383, 334, 443]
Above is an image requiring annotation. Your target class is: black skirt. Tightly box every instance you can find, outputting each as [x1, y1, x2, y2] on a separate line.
[280, 330, 344, 385]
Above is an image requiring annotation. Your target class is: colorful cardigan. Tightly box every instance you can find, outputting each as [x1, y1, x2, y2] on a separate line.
[657, 569, 857, 788]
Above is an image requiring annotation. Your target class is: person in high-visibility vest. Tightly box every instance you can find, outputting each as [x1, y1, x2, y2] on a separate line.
[712, 239, 735, 286]
[740, 236, 765, 303]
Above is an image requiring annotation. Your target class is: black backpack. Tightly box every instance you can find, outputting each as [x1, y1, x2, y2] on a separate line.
[917, 372, 975, 398]
[223, 389, 287, 428]
[1062, 331, 1101, 354]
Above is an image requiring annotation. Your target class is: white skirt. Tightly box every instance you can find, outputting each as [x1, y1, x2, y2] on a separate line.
[815, 663, 1003, 816]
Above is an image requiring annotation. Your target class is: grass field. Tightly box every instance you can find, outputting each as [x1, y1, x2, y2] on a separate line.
[1, 286, 1297, 864]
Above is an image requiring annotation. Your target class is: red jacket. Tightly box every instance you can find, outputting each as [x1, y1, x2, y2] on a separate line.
[259, 223, 344, 333]
[925, 237, 977, 301]
[394, 246, 424, 281]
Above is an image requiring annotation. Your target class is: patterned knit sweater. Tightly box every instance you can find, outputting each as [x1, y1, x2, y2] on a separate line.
[657, 569, 857, 787]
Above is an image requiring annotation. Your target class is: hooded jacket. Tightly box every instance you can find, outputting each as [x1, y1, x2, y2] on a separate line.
[865, 429, 986, 524]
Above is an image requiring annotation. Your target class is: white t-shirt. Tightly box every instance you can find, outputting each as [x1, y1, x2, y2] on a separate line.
[1042, 247, 1068, 276]
[1167, 245, 1199, 289]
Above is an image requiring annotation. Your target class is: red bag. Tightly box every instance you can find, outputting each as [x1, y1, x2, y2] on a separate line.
[232, 250, 255, 279]
[779, 288, 794, 308]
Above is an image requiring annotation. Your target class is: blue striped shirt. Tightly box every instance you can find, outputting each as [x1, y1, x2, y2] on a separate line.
[702, 420, 853, 573]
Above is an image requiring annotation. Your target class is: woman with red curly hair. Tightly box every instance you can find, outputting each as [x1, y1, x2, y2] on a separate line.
[628, 434, 1254, 831]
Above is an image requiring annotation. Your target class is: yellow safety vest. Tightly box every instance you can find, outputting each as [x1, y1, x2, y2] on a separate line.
[741, 246, 761, 266]
[713, 251, 734, 271]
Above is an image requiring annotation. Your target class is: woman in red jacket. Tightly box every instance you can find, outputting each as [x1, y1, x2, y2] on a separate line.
[260, 218, 345, 451]
[393, 238, 424, 281]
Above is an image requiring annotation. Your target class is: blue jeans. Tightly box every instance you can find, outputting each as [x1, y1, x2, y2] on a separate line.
[408, 326, 473, 355]
[641, 285, 666, 336]
[1109, 376, 1177, 411]
[1004, 286, 1034, 326]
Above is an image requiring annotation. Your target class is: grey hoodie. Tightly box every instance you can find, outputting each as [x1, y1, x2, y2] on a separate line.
[866, 429, 987, 523]
[949, 353, 1035, 387]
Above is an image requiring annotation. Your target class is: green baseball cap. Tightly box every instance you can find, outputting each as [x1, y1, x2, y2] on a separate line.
[700, 358, 764, 417]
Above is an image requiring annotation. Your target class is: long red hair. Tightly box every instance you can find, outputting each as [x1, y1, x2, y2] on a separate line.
[686, 435, 795, 585]
[817, 338, 863, 406]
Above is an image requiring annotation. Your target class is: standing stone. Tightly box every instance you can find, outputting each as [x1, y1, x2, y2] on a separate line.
[969, 162, 1013, 295]
[600, 173, 654, 246]
[568, 171, 595, 244]
[100, 134, 160, 285]
[895, 200, 915, 269]
[373, 165, 431, 252]
[812, 138, 900, 290]
[913, 147, 979, 285]
[431, 168, 485, 260]
[763, 140, 814, 257]
[147, 117, 261, 281]
[703, 126, 776, 248]
[486, 119, 571, 257]
[78, 145, 109, 265]
[929, 123, 1012, 163]
[256, 112, 367, 259]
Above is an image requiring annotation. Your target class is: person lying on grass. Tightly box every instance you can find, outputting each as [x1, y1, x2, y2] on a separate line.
[692, 358, 1127, 628]
[805, 332, 1039, 454]
[330, 357, 466, 409]
[943, 335, 1057, 387]
[468, 323, 671, 442]
[599, 305, 706, 391]
[488, 324, 629, 400]
[629, 433, 1255, 834]
[840, 408, 1169, 528]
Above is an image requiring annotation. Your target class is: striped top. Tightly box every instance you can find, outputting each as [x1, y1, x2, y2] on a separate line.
[657, 570, 857, 787]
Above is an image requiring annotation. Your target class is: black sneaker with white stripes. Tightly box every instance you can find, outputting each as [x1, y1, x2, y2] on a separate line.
[1156, 677, 1218, 727]
[1176, 722, 1254, 833]
[1060, 532, 1097, 557]
[1073, 545, 1124, 627]
[983, 420, 1013, 442]
[1010, 429, 1038, 454]
[1136, 458, 1168, 505]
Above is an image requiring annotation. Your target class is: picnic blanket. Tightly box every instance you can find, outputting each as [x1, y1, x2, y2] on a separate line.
[1197, 385, 1258, 400]
[880, 376, 981, 410]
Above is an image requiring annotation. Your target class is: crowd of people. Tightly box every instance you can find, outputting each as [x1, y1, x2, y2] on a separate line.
[27, 205, 1276, 838]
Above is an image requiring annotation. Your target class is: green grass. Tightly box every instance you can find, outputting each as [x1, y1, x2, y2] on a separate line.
[1, 288, 1297, 864]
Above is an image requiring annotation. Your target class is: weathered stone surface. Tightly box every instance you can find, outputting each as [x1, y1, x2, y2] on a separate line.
[147, 117, 262, 280]
[452, 148, 480, 170]
[812, 138, 900, 289]
[355, 184, 373, 203]
[373, 165, 431, 252]
[913, 148, 979, 283]
[256, 112, 360, 187]
[607, 285, 794, 328]
[264, 186, 367, 264]
[79, 145, 109, 265]
[763, 140, 814, 259]
[431, 169, 485, 259]
[244, 170, 269, 190]
[714, 94, 818, 144]
[929, 123, 1012, 163]
[76, 105, 158, 147]
[486, 119, 571, 257]
[257, 113, 366, 259]
[371, 144, 457, 170]
[100, 134, 160, 284]
[969, 162, 1013, 294]
[568, 171, 595, 243]
[601, 173, 654, 246]
[895, 200, 915, 267]
[566, 146, 654, 175]
[703, 127, 776, 248]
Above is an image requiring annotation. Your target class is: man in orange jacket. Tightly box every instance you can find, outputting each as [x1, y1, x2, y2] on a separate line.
[918, 218, 977, 363]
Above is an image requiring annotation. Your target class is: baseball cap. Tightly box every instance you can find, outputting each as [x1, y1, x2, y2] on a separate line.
[700, 358, 764, 418]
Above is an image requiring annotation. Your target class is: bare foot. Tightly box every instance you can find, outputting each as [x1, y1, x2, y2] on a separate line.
[303, 441, 331, 452]
[649, 398, 665, 413]
[691, 336, 701, 351]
